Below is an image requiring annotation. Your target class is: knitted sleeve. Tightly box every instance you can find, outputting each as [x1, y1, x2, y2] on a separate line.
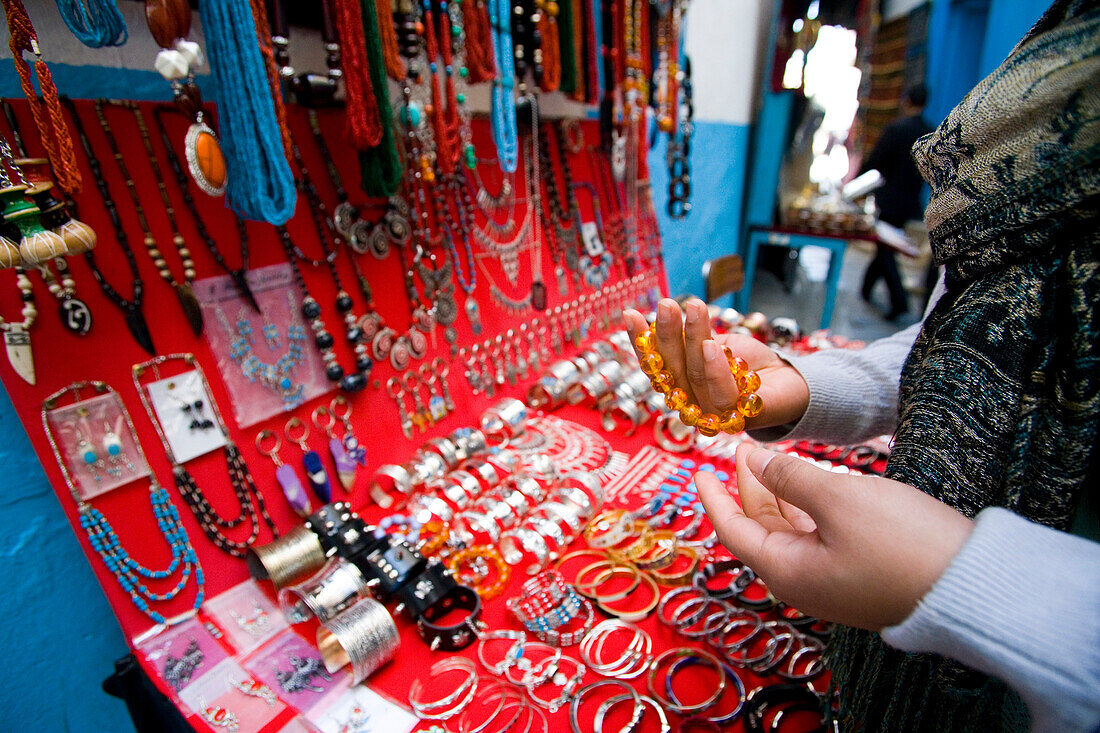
[882, 507, 1100, 733]
[748, 274, 946, 445]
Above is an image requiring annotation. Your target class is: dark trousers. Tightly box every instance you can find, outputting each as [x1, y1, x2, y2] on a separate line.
[861, 244, 908, 315]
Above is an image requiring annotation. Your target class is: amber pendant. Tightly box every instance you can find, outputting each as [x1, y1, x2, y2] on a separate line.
[185, 121, 227, 197]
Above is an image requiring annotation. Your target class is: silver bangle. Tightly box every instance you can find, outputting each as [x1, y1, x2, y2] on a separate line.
[477, 630, 527, 676]
[425, 437, 460, 469]
[595, 694, 669, 733]
[316, 596, 399, 685]
[538, 502, 585, 533]
[570, 680, 641, 733]
[408, 658, 479, 720]
[278, 556, 369, 624]
[529, 514, 570, 553]
[500, 526, 551, 572]
[455, 510, 502, 543]
[406, 449, 449, 489]
[463, 459, 502, 491]
[525, 655, 586, 712]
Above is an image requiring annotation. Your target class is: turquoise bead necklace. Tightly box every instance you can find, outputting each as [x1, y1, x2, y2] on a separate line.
[42, 381, 205, 625]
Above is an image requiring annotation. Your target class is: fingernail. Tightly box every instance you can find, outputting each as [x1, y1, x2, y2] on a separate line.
[658, 301, 673, 325]
[685, 301, 700, 324]
[746, 448, 776, 479]
[702, 339, 720, 362]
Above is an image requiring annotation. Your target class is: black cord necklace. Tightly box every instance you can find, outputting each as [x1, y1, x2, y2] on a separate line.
[151, 106, 259, 312]
[61, 96, 155, 355]
[283, 133, 373, 392]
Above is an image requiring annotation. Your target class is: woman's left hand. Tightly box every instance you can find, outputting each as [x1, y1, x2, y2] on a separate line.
[695, 443, 975, 631]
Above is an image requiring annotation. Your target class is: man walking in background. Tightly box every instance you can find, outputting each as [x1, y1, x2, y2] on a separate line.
[860, 85, 933, 321]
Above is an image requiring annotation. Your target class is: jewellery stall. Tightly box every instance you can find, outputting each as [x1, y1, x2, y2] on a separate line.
[0, 0, 884, 730]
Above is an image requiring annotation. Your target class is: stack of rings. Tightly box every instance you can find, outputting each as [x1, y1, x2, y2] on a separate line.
[634, 325, 764, 436]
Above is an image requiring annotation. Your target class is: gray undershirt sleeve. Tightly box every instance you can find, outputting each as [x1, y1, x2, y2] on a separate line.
[748, 274, 946, 445]
[882, 508, 1100, 733]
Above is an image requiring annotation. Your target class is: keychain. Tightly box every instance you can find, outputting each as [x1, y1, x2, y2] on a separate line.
[386, 377, 414, 440]
[256, 430, 310, 517]
[284, 417, 331, 504]
[402, 372, 432, 432]
[417, 362, 449, 423]
[331, 396, 367, 486]
[431, 357, 455, 413]
[311, 406, 351, 493]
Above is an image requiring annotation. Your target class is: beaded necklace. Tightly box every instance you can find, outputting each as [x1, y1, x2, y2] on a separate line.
[41, 381, 205, 625]
[0, 266, 37, 385]
[302, 108, 393, 361]
[103, 100, 206, 336]
[133, 354, 277, 558]
[486, 0, 518, 171]
[61, 97, 155, 355]
[534, 0, 561, 92]
[2, 0, 83, 195]
[358, 0, 404, 197]
[373, 0, 408, 80]
[460, 0, 496, 83]
[0, 118, 93, 334]
[283, 134, 373, 393]
[151, 106, 258, 312]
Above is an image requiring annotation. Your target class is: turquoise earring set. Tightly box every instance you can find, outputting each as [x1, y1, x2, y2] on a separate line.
[78, 422, 131, 481]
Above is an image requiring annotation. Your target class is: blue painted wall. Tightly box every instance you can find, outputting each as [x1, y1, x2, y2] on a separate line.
[648, 120, 752, 301]
[0, 385, 133, 730]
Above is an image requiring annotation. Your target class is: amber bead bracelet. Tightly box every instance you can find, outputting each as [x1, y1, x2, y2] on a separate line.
[634, 325, 763, 436]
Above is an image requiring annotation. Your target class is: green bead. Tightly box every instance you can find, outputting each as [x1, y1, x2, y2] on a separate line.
[452, 23, 462, 37]
[456, 93, 466, 104]
[464, 144, 477, 170]
[402, 103, 422, 127]
[459, 66, 469, 78]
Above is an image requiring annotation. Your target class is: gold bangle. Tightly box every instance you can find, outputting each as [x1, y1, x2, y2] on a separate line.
[574, 560, 641, 602]
[610, 523, 654, 562]
[649, 545, 701, 586]
[633, 531, 678, 571]
[583, 509, 629, 548]
[554, 549, 613, 588]
[596, 571, 660, 623]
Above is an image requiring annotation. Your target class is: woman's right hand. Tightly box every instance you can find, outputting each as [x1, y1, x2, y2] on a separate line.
[623, 297, 810, 431]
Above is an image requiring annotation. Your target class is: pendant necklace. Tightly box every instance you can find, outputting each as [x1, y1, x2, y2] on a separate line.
[133, 354, 278, 558]
[144, 0, 226, 196]
[283, 134, 373, 392]
[99, 100, 206, 336]
[1, 102, 95, 334]
[61, 97, 156, 355]
[41, 381, 205, 625]
[301, 110, 396, 362]
[151, 106, 258, 312]
[0, 265, 37, 385]
[536, 120, 577, 296]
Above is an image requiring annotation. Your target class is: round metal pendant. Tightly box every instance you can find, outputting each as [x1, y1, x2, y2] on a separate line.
[407, 328, 428, 359]
[347, 219, 372, 254]
[358, 311, 382, 340]
[385, 212, 412, 245]
[59, 297, 93, 335]
[389, 335, 411, 371]
[367, 224, 390, 259]
[372, 327, 397, 361]
[333, 201, 357, 236]
[434, 294, 458, 326]
[412, 306, 435, 332]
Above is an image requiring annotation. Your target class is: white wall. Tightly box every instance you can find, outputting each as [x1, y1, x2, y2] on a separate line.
[685, 0, 771, 125]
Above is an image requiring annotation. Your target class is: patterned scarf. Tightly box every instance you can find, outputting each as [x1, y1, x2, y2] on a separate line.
[827, 1, 1100, 730]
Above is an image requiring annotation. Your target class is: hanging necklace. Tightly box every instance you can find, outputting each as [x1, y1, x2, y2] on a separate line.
[133, 354, 278, 558]
[523, 93, 547, 311]
[284, 133, 373, 391]
[275, 225, 368, 393]
[302, 108, 395, 362]
[61, 97, 156, 355]
[537, 121, 580, 296]
[41, 381, 205, 625]
[486, 0, 518, 171]
[0, 264, 37, 385]
[101, 100, 205, 336]
[151, 106, 258, 312]
[0, 121, 94, 335]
